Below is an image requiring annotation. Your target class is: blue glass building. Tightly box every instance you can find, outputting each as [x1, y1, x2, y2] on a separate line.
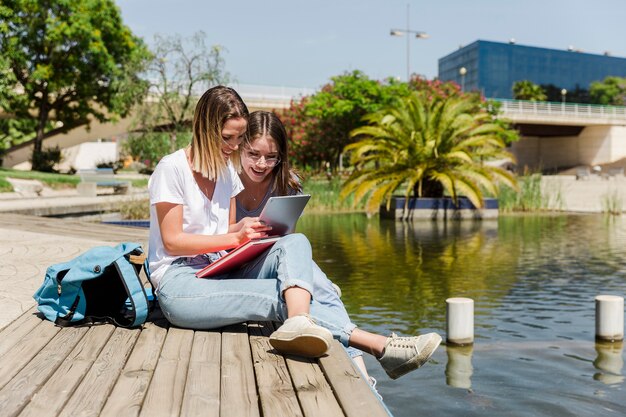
[438, 40, 626, 99]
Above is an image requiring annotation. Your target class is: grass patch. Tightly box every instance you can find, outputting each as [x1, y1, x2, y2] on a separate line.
[302, 176, 366, 212]
[0, 168, 79, 189]
[0, 177, 13, 192]
[0, 168, 148, 191]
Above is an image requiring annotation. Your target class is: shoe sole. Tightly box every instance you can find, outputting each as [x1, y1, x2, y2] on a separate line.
[269, 332, 330, 358]
[385, 333, 442, 380]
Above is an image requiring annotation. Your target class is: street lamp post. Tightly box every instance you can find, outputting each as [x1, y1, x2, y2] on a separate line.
[561, 88, 567, 104]
[459, 67, 467, 92]
[390, 3, 429, 82]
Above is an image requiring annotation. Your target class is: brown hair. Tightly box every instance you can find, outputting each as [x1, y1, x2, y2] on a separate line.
[190, 86, 249, 179]
[245, 111, 301, 195]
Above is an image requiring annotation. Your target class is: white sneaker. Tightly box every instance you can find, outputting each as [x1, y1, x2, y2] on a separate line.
[331, 283, 342, 298]
[368, 377, 383, 401]
[269, 314, 333, 358]
[377, 332, 442, 379]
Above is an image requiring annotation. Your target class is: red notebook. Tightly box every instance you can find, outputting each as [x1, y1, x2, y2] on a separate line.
[195, 237, 281, 278]
[195, 195, 310, 278]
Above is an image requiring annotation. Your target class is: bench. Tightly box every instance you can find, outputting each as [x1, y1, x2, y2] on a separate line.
[607, 167, 624, 179]
[76, 168, 131, 197]
[575, 166, 591, 180]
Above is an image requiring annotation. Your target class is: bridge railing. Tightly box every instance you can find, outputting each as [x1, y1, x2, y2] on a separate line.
[495, 99, 626, 121]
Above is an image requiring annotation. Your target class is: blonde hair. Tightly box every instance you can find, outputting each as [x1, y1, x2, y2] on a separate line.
[190, 86, 249, 179]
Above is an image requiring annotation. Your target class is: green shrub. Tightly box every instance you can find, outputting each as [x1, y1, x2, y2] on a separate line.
[123, 131, 191, 169]
[31, 146, 62, 172]
[119, 198, 150, 220]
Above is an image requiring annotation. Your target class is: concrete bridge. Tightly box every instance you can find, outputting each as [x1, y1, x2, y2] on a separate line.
[497, 99, 626, 171]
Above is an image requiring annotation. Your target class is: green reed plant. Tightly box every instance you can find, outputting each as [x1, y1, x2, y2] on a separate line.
[302, 176, 366, 213]
[498, 173, 562, 212]
[601, 190, 623, 215]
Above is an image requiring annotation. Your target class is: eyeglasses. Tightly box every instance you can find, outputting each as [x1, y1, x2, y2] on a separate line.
[243, 149, 281, 167]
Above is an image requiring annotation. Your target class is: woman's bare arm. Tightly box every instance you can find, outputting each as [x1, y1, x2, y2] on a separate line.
[155, 200, 269, 256]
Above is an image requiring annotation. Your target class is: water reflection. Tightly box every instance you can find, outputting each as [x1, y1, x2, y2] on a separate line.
[594, 341, 624, 385]
[298, 214, 626, 417]
[445, 345, 474, 389]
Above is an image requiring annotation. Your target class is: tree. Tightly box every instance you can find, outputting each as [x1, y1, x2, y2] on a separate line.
[131, 32, 229, 154]
[280, 70, 411, 171]
[0, 0, 150, 170]
[512, 80, 547, 101]
[340, 92, 517, 214]
[589, 76, 626, 105]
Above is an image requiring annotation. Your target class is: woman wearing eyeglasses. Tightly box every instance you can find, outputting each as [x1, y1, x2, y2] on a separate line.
[235, 111, 442, 383]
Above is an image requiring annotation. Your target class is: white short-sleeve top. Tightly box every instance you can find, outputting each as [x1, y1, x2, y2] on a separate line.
[148, 149, 244, 287]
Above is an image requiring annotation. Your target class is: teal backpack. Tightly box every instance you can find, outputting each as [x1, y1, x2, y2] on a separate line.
[33, 242, 153, 328]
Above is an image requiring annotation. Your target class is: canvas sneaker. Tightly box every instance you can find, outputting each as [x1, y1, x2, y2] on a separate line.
[331, 283, 342, 298]
[269, 314, 334, 358]
[377, 332, 442, 379]
[368, 377, 383, 401]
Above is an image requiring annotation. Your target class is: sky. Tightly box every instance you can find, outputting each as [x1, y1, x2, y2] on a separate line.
[115, 0, 626, 91]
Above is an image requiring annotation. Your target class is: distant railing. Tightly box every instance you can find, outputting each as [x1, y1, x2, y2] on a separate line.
[495, 99, 626, 122]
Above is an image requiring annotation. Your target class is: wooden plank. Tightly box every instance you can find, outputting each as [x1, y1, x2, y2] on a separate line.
[318, 342, 390, 417]
[18, 324, 116, 417]
[0, 214, 148, 244]
[220, 324, 259, 417]
[285, 354, 345, 416]
[0, 307, 40, 355]
[248, 322, 303, 417]
[57, 326, 140, 417]
[0, 319, 60, 390]
[0, 326, 88, 417]
[100, 321, 169, 417]
[180, 330, 222, 417]
[138, 327, 194, 417]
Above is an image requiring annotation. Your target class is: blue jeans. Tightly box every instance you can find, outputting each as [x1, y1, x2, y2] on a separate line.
[157, 233, 359, 353]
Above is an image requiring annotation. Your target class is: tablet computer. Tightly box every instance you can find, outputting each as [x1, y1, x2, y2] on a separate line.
[195, 194, 311, 278]
[259, 194, 311, 236]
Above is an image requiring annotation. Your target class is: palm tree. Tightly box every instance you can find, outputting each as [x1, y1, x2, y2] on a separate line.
[340, 92, 517, 214]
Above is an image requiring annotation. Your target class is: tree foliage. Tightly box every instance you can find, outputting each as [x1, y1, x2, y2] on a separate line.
[589, 76, 626, 105]
[279, 70, 411, 171]
[512, 80, 547, 101]
[341, 92, 518, 214]
[0, 0, 150, 170]
[131, 32, 229, 154]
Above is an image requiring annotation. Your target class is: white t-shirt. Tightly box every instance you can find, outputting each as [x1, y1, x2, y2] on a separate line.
[148, 149, 244, 287]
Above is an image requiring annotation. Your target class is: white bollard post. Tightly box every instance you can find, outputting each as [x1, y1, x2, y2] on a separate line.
[595, 295, 624, 342]
[446, 297, 474, 345]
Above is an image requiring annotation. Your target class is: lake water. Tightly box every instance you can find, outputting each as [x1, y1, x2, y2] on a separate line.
[297, 213, 626, 417]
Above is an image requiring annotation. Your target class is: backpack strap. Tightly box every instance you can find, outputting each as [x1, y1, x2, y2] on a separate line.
[114, 257, 149, 327]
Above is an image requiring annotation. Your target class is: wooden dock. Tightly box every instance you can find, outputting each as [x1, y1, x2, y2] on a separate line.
[0, 214, 390, 417]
